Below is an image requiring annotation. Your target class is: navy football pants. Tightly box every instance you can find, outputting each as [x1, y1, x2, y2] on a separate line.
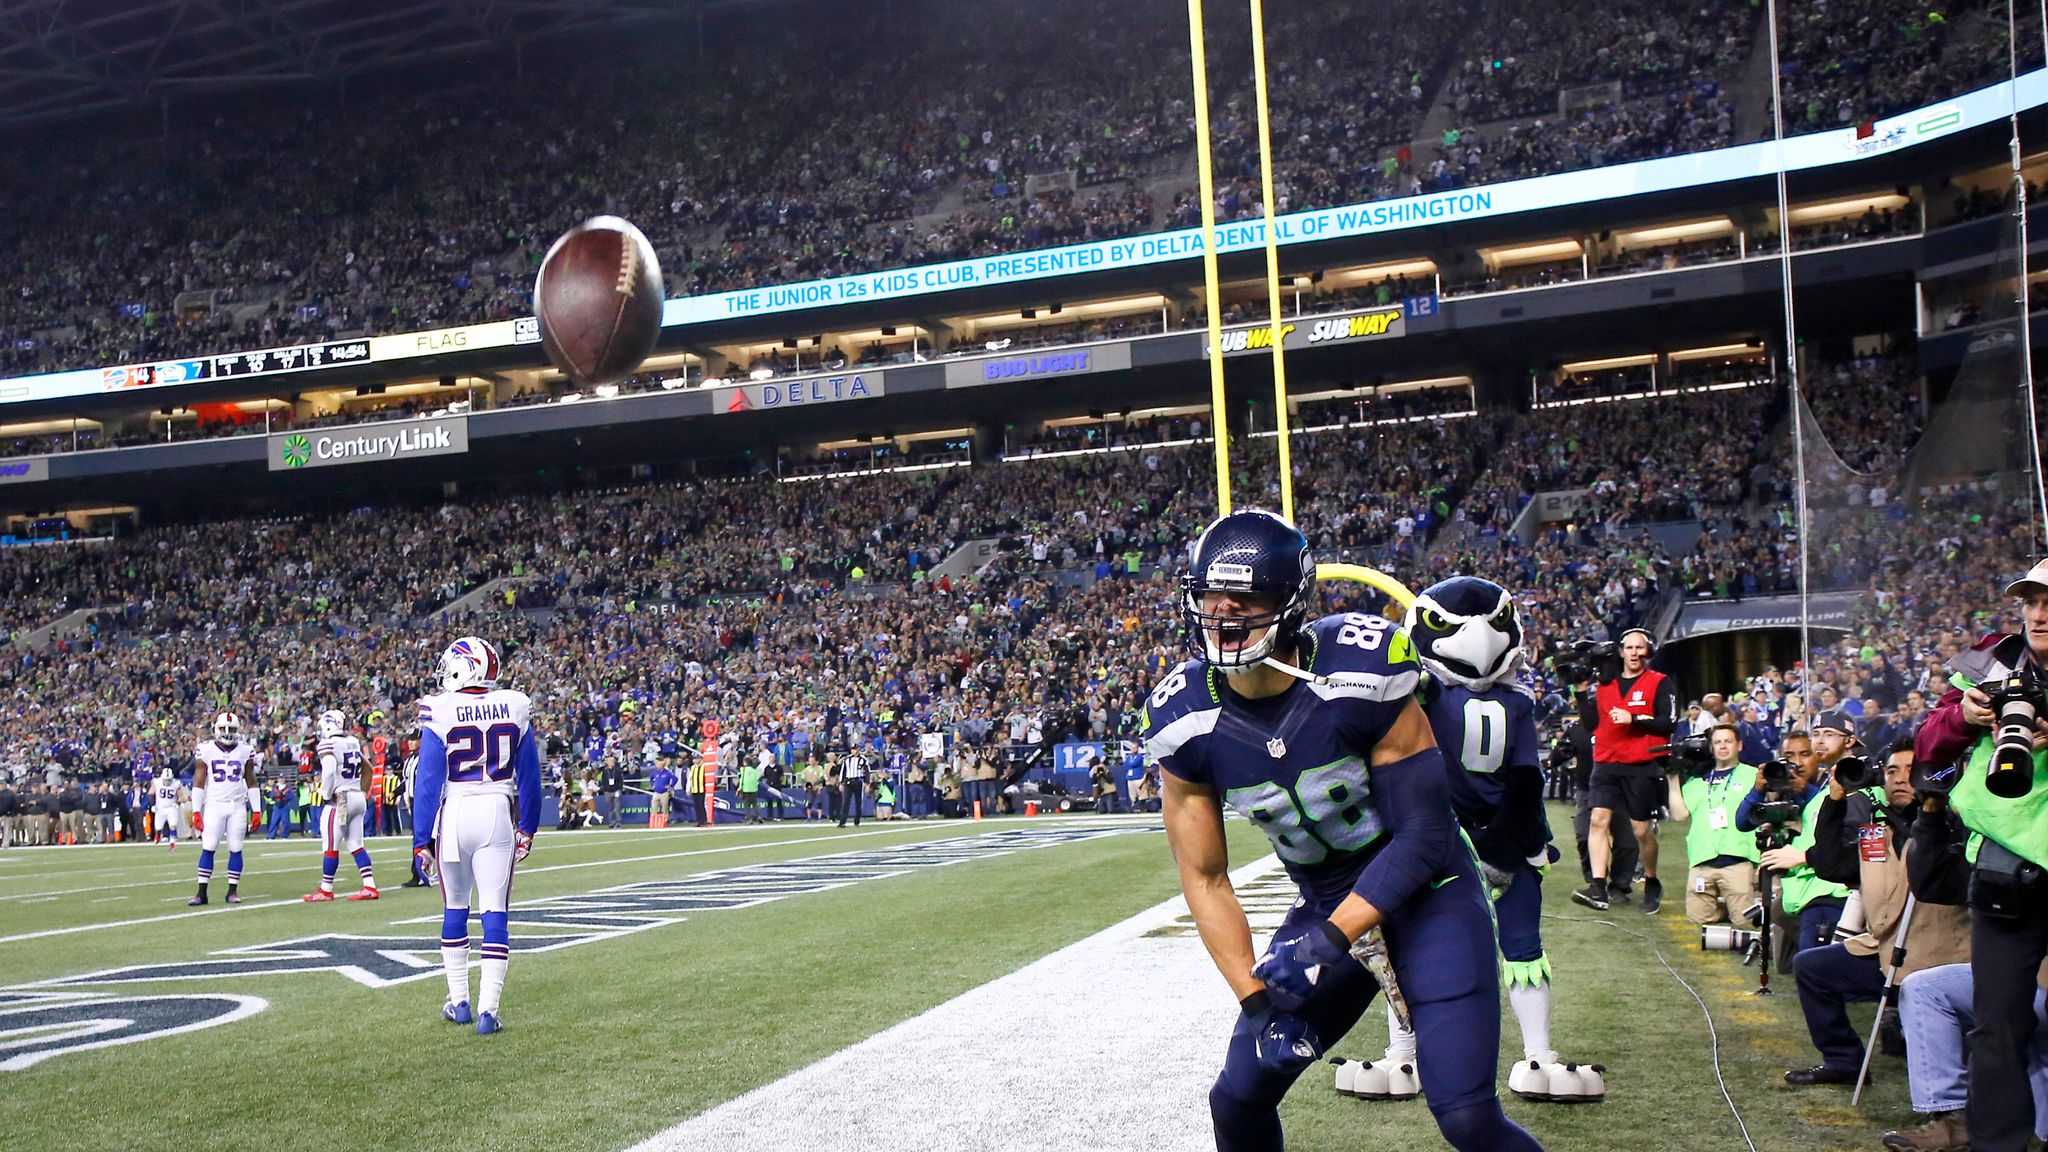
[1209, 850, 1544, 1152]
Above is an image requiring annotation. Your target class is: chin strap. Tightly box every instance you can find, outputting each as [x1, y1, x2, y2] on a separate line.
[1259, 655, 1386, 690]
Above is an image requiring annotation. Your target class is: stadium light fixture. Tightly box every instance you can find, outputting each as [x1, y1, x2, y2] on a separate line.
[1668, 342, 1766, 362]
[1479, 239, 1582, 267]
[1559, 353, 1656, 373]
[1785, 192, 1911, 225]
[1613, 218, 1736, 246]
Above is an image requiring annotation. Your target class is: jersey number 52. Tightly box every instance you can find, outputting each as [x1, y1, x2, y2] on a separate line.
[447, 724, 521, 782]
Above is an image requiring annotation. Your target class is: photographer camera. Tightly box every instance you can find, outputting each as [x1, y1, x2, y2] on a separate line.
[1912, 561, 2048, 1152]
[1574, 630, 1677, 914]
[1781, 736, 1970, 1089]
[1664, 725, 1761, 926]
[1741, 712, 1867, 959]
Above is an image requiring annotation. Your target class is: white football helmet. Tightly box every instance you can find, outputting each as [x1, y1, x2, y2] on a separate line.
[213, 712, 241, 747]
[318, 709, 346, 739]
[439, 636, 500, 693]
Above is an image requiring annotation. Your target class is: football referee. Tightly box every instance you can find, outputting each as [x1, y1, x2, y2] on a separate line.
[837, 748, 867, 828]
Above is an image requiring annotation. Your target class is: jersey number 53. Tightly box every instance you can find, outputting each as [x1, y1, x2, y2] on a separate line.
[447, 724, 521, 782]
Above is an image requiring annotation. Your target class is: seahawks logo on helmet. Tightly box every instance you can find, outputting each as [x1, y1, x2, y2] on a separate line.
[1180, 510, 1314, 675]
[1402, 575, 1524, 690]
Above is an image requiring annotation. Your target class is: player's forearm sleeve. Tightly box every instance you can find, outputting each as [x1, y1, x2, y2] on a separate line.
[1351, 747, 1454, 913]
[412, 731, 447, 850]
[514, 732, 542, 837]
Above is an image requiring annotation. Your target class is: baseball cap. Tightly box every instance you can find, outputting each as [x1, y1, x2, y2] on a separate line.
[1812, 709, 1854, 735]
[2005, 558, 2048, 596]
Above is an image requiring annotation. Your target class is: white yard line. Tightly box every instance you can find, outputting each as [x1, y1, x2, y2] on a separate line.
[0, 819, 1120, 946]
[627, 855, 1288, 1152]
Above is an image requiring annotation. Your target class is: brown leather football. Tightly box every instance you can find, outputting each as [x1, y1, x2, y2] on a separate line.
[534, 216, 664, 387]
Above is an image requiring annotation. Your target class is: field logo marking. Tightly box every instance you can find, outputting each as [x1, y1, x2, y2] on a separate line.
[3, 825, 1155, 1070]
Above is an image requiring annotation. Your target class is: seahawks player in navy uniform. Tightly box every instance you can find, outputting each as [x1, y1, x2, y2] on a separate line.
[1399, 576, 1596, 1102]
[1146, 511, 1544, 1152]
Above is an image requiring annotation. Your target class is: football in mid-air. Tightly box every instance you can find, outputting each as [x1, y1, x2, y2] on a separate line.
[534, 215, 664, 387]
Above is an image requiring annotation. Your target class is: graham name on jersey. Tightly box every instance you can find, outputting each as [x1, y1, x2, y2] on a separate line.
[455, 701, 516, 723]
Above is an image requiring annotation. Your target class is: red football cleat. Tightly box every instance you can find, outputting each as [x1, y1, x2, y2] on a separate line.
[346, 887, 379, 901]
[302, 890, 336, 902]
[225, 893, 241, 905]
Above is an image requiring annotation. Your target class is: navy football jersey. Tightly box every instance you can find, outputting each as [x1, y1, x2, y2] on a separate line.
[1423, 677, 1550, 868]
[1143, 612, 1421, 900]
[1424, 679, 1538, 823]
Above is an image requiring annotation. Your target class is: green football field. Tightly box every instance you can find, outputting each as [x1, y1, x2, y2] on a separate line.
[0, 808, 1919, 1151]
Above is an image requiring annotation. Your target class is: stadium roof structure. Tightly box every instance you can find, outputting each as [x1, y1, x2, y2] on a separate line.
[0, 0, 697, 131]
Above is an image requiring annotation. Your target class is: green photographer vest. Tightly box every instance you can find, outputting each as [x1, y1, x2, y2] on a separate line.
[1682, 769, 1760, 867]
[1779, 784, 1882, 915]
[1951, 736, 2048, 871]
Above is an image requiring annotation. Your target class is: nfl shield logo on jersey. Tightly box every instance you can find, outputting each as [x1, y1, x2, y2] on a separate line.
[1266, 737, 1287, 758]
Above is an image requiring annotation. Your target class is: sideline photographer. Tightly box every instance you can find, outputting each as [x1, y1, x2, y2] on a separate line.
[1742, 712, 1865, 956]
[1664, 725, 1759, 925]
[1575, 629, 1677, 913]
[1782, 737, 1970, 1087]
[1914, 561, 2048, 1152]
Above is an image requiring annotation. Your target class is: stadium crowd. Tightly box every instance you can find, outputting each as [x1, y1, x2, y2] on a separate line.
[0, 348, 1996, 822]
[0, 0, 2034, 382]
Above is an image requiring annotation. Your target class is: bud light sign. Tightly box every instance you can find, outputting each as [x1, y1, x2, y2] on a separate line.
[945, 342, 1132, 389]
[0, 458, 48, 484]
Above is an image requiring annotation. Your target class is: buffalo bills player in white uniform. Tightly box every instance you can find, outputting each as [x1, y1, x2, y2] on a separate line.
[152, 768, 184, 849]
[304, 710, 377, 901]
[412, 637, 543, 1036]
[190, 712, 259, 905]
[1145, 511, 1543, 1152]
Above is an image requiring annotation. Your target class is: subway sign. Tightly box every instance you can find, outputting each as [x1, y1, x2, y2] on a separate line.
[1206, 306, 1406, 358]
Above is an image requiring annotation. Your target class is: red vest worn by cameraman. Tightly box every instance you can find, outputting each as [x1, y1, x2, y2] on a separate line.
[1594, 670, 1667, 766]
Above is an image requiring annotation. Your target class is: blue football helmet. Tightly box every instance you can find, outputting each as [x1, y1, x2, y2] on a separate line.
[1181, 510, 1315, 674]
[1403, 575, 1524, 690]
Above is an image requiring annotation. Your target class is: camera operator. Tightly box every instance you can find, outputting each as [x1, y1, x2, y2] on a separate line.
[1576, 629, 1677, 914]
[1782, 736, 1971, 1087]
[1913, 562, 2048, 1152]
[1876, 755, 1987, 1151]
[1665, 725, 1760, 925]
[1741, 712, 1864, 956]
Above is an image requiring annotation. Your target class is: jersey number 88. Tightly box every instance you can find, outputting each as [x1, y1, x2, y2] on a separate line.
[447, 723, 521, 782]
[1226, 759, 1381, 865]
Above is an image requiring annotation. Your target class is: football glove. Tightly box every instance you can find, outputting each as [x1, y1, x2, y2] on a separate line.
[1240, 990, 1324, 1075]
[414, 843, 437, 875]
[513, 830, 533, 864]
[1253, 920, 1351, 1012]
[191, 810, 204, 834]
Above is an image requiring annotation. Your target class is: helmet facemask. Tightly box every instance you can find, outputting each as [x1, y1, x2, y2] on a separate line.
[1182, 581, 1310, 676]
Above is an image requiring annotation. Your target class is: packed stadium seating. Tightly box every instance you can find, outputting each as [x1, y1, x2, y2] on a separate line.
[0, 0, 2036, 382]
[0, 346, 2006, 792]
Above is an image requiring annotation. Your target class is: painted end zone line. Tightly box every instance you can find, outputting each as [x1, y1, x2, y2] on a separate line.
[629, 855, 1287, 1152]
